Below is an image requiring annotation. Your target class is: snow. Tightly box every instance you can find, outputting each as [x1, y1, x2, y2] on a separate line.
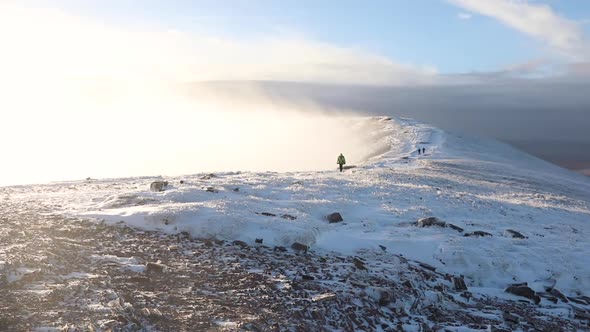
[7, 116, 590, 300]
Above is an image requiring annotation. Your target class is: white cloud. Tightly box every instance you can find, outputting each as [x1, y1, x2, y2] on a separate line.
[448, 0, 590, 60]
[0, 3, 438, 87]
[458, 12, 473, 20]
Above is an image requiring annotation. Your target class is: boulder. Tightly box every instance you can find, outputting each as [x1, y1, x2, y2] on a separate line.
[146, 262, 166, 273]
[232, 240, 249, 248]
[568, 296, 589, 305]
[574, 309, 590, 321]
[502, 311, 520, 324]
[378, 290, 392, 306]
[259, 212, 276, 217]
[504, 229, 527, 239]
[150, 181, 168, 192]
[205, 187, 218, 193]
[453, 276, 468, 291]
[505, 285, 541, 304]
[291, 242, 309, 252]
[281, 214, 297, 220]
[352, 257, 367, 270]
[549, 288, 568, 302]
[273, 246, 287, 252]
[419, 262, 436, 271]
[446, 223, 464, 232]
[327, 213, 343, 223]
[417, 217, 446, 228]
[464, 231, 493, 237]
[255, 238, 263, 244]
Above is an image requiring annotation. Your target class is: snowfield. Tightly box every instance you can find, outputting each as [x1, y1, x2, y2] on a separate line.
[4, 116, 590, 330]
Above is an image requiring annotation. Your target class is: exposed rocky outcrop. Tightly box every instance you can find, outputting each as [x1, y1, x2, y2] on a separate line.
[504, 229, 527, 239]
[0, 192, 588, 331]
[291, 242, 309, 252]
[150, 181, 168, 192]
[327, 212, 343, 223]
[505, 284, 541, 304]
[464, 230, 493, 237]
[416, 217, 463, 232]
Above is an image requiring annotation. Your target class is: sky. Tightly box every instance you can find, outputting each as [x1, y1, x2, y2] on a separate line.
[2, 0, 590, 185]
[7, 0, 590, 77]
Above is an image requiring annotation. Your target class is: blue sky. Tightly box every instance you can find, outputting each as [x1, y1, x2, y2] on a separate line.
[17, 0, 590, 75]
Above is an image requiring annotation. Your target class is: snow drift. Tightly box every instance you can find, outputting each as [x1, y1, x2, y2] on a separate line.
[14, 116, 590, 302]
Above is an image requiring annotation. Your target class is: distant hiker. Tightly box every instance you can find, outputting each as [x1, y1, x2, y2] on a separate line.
[417, 148, 421, 155]
[422, 147, 426, 154]
[337, 153, 346, 172]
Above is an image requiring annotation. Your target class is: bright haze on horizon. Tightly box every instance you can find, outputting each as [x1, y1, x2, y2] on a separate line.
[2, 0, 590, 185]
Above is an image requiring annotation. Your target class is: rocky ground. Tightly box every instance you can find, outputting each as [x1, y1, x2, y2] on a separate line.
[1, 194, 589, 331]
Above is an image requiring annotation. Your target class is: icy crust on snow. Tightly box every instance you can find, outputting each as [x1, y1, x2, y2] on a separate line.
[9, 116, 590, 298]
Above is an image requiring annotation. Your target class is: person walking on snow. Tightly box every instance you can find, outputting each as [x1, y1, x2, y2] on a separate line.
[417, 148, 421, 155]
[422, 147, 426, 154]
[337, 153, 346, 172]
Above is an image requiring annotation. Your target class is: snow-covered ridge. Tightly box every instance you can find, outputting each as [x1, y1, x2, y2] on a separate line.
[9, 116, 590, 300]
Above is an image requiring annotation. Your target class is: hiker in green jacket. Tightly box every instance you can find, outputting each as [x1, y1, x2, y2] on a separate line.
[337, 153, 346, 172]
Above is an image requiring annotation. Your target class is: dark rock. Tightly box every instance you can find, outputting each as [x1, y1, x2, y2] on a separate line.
[505, 285, 541, 304]
[417, 217, 446, 228]
[146, 262, 166, 273]
[291, 242, 309, 252]
[273, 246, 287, 252]
[205, 187, 218, 193]
[537, 292, 559, 303]
[177, 231, 190, 240]
[549, 288, 568, 302]
[150, 181, 168, 192]
[301, 275, 315, 281]
[453, 276, 468, 291]
[233, 187, 240, 192]
[201, 173, 217, 179]
[510, 282, 528, 287]
[352, 257, 367, 270]
[259, 212, 276, 217]
[464, 231, 493, 237]
[179, 180, 185, 184]
[446, 223, 464, 232]
[232, 240, 249, 248]
[327, 212, 343, 223]
[505, 229, 527, 239]
[502, 311, 520, 324]
[402, 280, 413, 289]
[420, 323, 433, 332]
[568, 296, 589, 305]
[280, 214, 297, 220]
[419, 262, 436, 271]
[378, 291, 392, 306]
[378, 245, 387, 251]
[460, 291, 472, 301]
[255, 238, 263, 244]
[574, 309, 590, 321]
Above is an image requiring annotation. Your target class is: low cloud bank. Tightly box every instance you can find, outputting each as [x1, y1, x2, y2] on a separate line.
[0, 83, 385, 186]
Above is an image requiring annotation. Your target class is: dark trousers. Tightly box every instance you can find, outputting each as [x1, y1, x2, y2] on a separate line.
[339, 164, 343, 172]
